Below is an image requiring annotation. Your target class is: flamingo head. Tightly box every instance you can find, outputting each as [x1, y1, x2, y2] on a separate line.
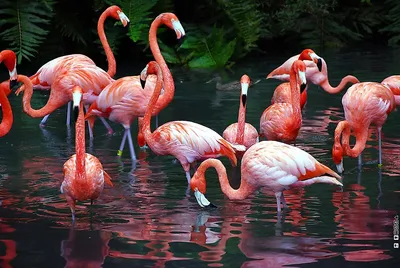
[72, 86, 83, 121]
[140, 61, 160, 89]
[240, 74, 251, 106]
[332, 143, 344, 174]
[0, 50, 18, 89]
[298, 48, 322, 72]
[158, 13, 186, 40]
[190, 170, 216, 209]
[292, 60, 307, 92]
[108, 6, 130, 27]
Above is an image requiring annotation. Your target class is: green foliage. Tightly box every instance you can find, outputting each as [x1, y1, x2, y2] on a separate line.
[380, 0, 400, 46]
[0, 0, 55, 63]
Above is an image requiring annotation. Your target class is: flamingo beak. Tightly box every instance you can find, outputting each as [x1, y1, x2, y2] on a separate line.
[194, 189, 217, 208]
[172, 20, 186, 40]
[117, 10, 130, 27]
[316, 58, 322, 72]
[241, 82, 248, 106]
[336, 159, 344, 174]
[299, 70, 307, 92]
[309, 52, 322, 72]
[72, 91, 82, 122]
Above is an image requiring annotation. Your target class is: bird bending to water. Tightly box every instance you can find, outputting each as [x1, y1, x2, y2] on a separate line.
[60, 85, 113, 222]
[381, 75, 400, 106]
[223, 74, 258, 155]
[190, 141, 342, 213]
[21, 5, 130, 134]
[332, 82, 395, 173]
[140, 61, 245, 184]
[85, 12, 185, 161]
[260, 60, 307, 143]
[267, 50, 359, 94]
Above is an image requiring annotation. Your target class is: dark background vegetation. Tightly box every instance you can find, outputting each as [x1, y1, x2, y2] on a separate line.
[0, 0, 398, 70]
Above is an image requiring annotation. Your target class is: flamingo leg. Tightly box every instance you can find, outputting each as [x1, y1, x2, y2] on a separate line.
[66, 196, 76, 224]
[281, 192, 288, 209]
[84, 105, 94, 139]
[66, 101, 71, 125]
[40, 114, 50, 126]
[126, 128, 137, 161]
[99, 117, 113, 135]
[358, 153, 362, 171]
[378, 127, 382, 167]
[117, 128, 129, 157]
[275, 192, 282, 212]
[155, 115, 159, 128]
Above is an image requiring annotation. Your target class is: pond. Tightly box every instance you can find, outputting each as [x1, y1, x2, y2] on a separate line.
[1, 46, 400, 267]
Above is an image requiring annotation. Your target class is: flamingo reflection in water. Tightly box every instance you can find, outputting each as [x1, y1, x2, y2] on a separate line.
[0, 222, 16, 268]
[331, 170, 394, 262]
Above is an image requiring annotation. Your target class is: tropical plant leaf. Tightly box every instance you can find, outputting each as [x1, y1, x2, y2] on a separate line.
[380, 0, 400, 46]
[0, 0, 54, 63]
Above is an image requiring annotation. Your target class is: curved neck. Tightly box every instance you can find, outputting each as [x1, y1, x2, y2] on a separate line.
[75, 98, 86, 180]
[142, 66, 164, 148]
[289, 67, 301, 115]
[98, 8, 116, 77]
[0, 85, 13, 137]
[149, 17, 174, 112]
[19, 77, 67, 118]
[235, 99, 246, 144]
[337, 121, 368, 158]
[199, 159, 255, 200]
[320, 75, 359, 94]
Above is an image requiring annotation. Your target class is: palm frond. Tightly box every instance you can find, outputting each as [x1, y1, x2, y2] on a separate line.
[0, 0, 54, 63]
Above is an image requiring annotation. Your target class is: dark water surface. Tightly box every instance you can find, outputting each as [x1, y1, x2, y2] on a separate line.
[1, 47, 400, 267]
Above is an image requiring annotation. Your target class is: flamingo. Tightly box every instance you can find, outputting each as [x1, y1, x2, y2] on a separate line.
[222, 74, 258, 155]
[270, 49, 322, 109]
[267, 50, 359, 94]
[0, 50, 18, 137]
[332, 82, 395, 173]
[20, 5, 130, 133]
[381, 75, 400, 106]
[60, 85, 113, 222]
[140, 61, 245, 184]
[85, 13, 185, 161]
[189, 141, 343, 213]
[260, 60, 307, 143]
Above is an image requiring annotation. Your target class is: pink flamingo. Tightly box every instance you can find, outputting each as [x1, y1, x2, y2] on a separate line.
[85, 13, 185, 161]
[222, 74, 258, 154]
[381, 75, 400, 106]
[21, 5, 129, 133]
[270, 49, 322, 109]
[332, 82, 395, 173]
[60, 84, 113, 222]
[267, 50, 359, 94]
[260, 60, 307, 143]
[0, 50, 18, 137]
[140, 61, 245, 184]
[189, 141, 342, 213]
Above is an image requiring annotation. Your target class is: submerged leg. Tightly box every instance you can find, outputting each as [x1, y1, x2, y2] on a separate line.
[84, 105, 94, 139]
[66, 196, 76, 224]
[281, 192, 288, 209]
[117, 128, 129, 157]
[358, 153, 362, 171]
[100, 117, 113, 135]
[66, 101, 71, 125]
[40, 114, 50, 127]
[378, 127, 382, 167]
[185, 171, 191, 184]
[126, 128, 137, 161]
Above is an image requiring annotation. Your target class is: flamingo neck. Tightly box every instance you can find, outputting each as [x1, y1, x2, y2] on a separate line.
[338, 121, 368, 158]
[142, 65, 164, 149]
[0, 84, 13, 137]
[200, 159, 256, 200]
[98, 8, 116, 77]
[320, 75, 359, 94]
[75, 99, 86, 180]
[149, 17, 174, 112]
[289, 68, 301, 115]
[235, 99, 246, 144]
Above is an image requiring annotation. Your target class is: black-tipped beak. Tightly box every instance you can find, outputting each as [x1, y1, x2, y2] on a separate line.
[140, 78, 146, 89]
[205, 203, 217, 209]
[177, 35, 186, 46]
[317, 58, 322, 72]
[9, 79, 18, 90]
[300, 83, 307, 93]
[241, 94, 247, 106]
[73, 106, 79, 122]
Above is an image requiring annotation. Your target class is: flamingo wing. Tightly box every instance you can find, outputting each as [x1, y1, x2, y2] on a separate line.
[243, 141, 339, 187]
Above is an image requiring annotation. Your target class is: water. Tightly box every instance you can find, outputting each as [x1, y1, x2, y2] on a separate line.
[1, 47, 400, 267]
